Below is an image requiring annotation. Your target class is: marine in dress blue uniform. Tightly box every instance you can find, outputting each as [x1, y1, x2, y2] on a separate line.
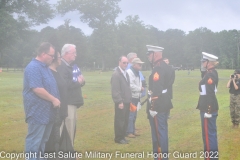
[197, 52, 219, 160]
[146, 45, 173, 160]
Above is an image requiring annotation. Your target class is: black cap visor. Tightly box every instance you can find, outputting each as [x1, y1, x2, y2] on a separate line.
[146, 51, 154, 55]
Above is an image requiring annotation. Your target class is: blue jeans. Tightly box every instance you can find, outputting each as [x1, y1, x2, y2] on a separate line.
[127, 111, 137, 134]
[127, 98, 139, 135]
[25, 122, 54, 160]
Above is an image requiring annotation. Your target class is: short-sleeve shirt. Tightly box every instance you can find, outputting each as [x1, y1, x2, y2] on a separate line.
[23, 59, 59, 124]
[229, 79, 240, 95]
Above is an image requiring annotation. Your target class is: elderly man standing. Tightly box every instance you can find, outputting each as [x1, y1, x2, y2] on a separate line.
[126, 58, 145, 138]
[111, 56, 132, 144]
[146, 45, 173, 160]
[23, 42, 60, 160]
[127, 52, 147, 97]
[57, 44, 85, 148]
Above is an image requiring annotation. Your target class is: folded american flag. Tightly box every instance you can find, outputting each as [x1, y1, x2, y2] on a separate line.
[72, 64, 82, 82]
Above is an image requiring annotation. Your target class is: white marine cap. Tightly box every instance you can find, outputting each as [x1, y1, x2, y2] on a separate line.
[146, 45, 164, 54]
[201, 52, 218, 62]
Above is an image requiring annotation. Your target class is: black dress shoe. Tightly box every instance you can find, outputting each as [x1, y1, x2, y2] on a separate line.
[115, 139, 128, 144]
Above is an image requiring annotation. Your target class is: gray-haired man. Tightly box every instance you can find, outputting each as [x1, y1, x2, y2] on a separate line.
[57, 44, 85, 147]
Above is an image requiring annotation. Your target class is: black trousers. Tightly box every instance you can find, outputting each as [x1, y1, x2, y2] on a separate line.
[114, 103, 130, 142]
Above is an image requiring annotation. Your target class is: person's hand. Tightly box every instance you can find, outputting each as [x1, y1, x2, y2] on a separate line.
[78, 75, 85, 85]
[141, 87, 144, 92]
[118, 103, 124, 109]
[204, 113, 212, 118]
[149, 110, 158, 118]
[52, 98, 60, 108]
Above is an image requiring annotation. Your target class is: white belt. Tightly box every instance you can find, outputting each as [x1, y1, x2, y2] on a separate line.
[200, 85, 206, 95]
[162, 89, 167, 93]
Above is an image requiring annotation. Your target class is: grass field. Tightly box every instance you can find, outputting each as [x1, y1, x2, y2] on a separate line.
[0, 69, 239, 160]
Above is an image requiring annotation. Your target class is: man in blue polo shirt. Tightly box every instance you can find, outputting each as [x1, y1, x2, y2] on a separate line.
[23, 42, 60, 160]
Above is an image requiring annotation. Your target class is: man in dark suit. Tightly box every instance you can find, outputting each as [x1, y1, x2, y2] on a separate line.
[111, 56, 132, 144]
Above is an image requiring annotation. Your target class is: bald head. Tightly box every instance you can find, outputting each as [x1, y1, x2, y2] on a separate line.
[119, 56, 128, 71]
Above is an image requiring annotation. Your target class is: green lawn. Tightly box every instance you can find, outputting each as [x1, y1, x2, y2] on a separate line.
[0, 69, 239, 160]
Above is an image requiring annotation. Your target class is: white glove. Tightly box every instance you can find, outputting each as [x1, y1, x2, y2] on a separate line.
[148, 97, 152, 103]
[137, 102, 141, 111]
[148, 90, 152, 104]
[204, 113, 212, 118]
[148, 90, 152, 96]
[149, 110, 158, 118]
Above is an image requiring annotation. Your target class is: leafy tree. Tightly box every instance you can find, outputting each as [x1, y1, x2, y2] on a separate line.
[117, 16, 147, 56]
[0, 9, 19, 67]
[57, 0, 121, 70]
[1, 0, 55, 26]
[162, 29, 186, 66]
[88, 24, 118, 69]
[57, 0, 121, 29]
[0, 0, 55, 67]
[145, 25, 164, 47]
[184, 27, 216, 67]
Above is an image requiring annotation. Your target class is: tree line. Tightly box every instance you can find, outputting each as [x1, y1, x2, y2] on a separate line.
[1, 0, 239, 70]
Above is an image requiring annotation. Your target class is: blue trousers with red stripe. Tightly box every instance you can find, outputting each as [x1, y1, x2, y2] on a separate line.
[149, 112, 169, 160]
[200, 111, 218, 160]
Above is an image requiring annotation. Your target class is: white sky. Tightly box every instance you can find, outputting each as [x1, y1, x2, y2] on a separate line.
[34, 0, 240, 35]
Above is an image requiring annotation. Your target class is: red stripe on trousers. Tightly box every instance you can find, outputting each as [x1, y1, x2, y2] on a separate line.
[154, 117, 162, 160]
[204, 118, 210, 160]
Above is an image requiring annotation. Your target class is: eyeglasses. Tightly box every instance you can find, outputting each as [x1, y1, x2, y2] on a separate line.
[46, 53, 55, 59]
[122, 62, 128, 64]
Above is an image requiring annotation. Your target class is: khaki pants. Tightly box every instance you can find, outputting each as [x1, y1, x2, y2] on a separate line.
[60, 105, 77, 147]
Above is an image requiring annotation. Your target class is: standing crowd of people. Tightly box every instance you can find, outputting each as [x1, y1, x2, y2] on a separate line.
[23, 42, 231, 160]
[23, 43, 84, 160]
[111, 45, 220, 160]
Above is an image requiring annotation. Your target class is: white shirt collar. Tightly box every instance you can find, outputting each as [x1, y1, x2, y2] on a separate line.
[118, 66, 126, 73]
[118, 66, 127, 80]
